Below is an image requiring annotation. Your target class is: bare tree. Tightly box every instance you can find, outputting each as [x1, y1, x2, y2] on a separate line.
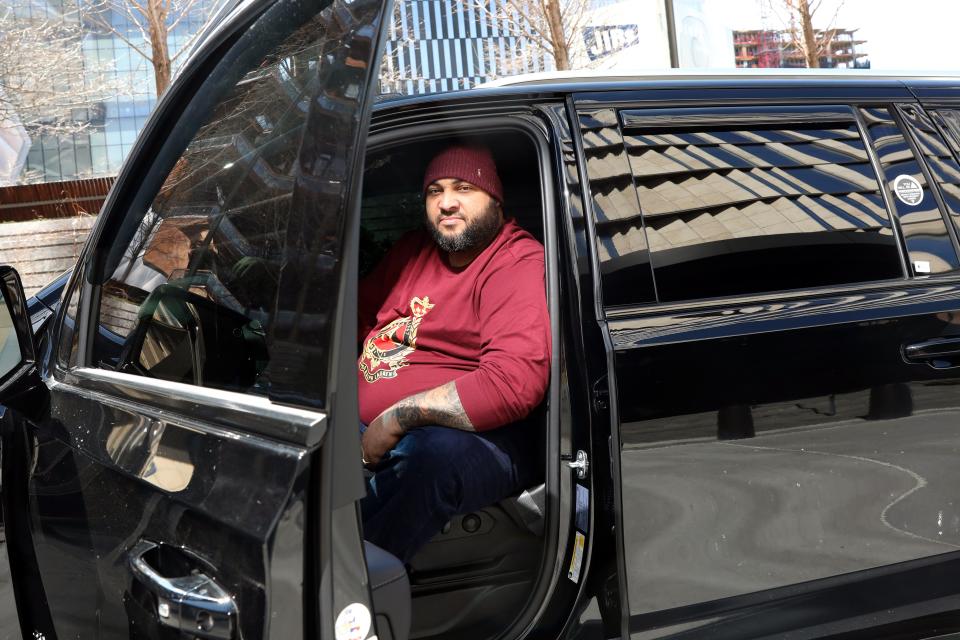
[774, 0, 845, 68]
[463, 0, 593, 73]
[86, 0, 216, 97]
[0, 3, 120, 138]
[378, 2, 428, 95]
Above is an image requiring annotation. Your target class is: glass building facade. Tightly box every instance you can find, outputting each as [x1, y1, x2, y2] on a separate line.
[379, 0, 552, 95]
[9, 0, 215, 184]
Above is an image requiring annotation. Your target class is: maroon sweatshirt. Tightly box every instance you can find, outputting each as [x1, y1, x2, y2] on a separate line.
[357, 219, 550, 430]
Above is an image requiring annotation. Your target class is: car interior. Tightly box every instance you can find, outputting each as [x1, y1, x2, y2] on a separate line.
[359, 130, 552, 640]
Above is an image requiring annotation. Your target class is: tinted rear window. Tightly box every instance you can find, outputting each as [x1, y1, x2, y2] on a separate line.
[584, 105, 903, 306]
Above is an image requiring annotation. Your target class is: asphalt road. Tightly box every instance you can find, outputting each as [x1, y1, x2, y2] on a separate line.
[621, 411, 960, 614]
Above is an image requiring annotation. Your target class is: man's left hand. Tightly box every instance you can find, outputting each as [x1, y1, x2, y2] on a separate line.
[361, 407, 405, 467]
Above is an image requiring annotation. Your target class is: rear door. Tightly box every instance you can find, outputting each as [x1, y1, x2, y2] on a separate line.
[575, 86, 960, 638]
[0, 0, 390, 637]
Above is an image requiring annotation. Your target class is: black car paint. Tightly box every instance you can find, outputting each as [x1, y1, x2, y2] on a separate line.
[566, 81, 960, 639]
[8, 47, 960, 640]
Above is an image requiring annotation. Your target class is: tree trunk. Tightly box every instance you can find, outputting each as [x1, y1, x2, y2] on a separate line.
[543, 0, 570, 71]
[147, 0, 172, 95]
[796, 0, 819, 68]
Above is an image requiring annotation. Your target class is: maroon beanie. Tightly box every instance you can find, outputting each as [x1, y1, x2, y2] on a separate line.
[422, 145, 504, 204]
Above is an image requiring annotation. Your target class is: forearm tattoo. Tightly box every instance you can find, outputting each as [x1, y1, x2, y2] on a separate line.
[394, 381, 475, 432]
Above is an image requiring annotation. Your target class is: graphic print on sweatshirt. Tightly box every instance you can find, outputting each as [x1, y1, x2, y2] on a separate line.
[360, 296, 435, 382]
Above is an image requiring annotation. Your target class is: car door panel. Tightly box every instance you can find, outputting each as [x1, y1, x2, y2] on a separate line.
[0, 0, 391, 638]
[574, 91, 960, 637]
[2, 401, 57, 640]
[612, 285, 960, 624]
[25, 374, 312, 639]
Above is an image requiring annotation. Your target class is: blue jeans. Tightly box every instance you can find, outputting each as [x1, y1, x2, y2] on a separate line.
[360, 421, 541, 563]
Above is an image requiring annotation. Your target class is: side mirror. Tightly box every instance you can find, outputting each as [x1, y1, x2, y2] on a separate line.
[0, 266, 36, 391]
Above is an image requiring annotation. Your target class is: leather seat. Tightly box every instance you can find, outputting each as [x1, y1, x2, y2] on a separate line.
[365, 541, 411, 640]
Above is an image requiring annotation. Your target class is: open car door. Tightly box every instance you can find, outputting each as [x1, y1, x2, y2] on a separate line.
[0, 0, 392, 638]
[0, 266, 53, 637]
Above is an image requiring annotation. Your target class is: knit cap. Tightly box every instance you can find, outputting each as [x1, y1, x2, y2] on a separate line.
[422, 145, 504, 204]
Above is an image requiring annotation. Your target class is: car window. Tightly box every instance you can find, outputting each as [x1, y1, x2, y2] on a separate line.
[859, 106, 960, 277]
[933, 108, 960, 157]
[583, 105, 906, 306]
[920, 107, 960, 248]
[91, 11, 340, 395]
[578, 108, 657, 306]
[360, 150, 424, 277]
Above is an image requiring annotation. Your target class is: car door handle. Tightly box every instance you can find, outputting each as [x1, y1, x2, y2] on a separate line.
[903, 336, 960, 369]
[128, 540, 237, 639]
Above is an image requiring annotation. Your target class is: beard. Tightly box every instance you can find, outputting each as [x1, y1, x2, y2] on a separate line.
[427, 200, 502, 254]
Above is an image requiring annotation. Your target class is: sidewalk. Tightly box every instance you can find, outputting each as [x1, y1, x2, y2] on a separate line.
[0, 216, 97, 296]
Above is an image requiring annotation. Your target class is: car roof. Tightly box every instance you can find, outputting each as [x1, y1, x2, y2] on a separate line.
[374, 68, 960, 113]
[477, 68, 960, 87]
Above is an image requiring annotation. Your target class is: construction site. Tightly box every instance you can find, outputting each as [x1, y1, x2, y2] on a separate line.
[734, 27, 869, 68]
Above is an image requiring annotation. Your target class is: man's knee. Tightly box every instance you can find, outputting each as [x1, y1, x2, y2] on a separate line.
[391, 425, 472, 466]
[368, 427, 467, 510]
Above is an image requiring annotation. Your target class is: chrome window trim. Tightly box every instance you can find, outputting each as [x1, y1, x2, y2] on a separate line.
[619, 104, 856, 129]
[63, 367, 327, 447]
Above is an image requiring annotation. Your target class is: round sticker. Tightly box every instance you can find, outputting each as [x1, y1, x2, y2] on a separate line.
[335, 603, 371, 640]
[893, 174, 923, 206]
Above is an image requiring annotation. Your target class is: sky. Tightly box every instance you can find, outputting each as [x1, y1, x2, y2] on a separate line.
[721, 0, 960, 72]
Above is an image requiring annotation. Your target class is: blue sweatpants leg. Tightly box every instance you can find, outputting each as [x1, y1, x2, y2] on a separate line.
[361, 424, 537, 563]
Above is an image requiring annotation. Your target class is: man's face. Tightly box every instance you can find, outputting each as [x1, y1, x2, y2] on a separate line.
[424, 178, 503, 254]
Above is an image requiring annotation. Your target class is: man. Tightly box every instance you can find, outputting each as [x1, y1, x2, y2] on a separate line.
[358, 144, 550, 562]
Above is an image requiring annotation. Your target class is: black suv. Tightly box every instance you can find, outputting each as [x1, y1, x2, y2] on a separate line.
[5, 1, 960, 638]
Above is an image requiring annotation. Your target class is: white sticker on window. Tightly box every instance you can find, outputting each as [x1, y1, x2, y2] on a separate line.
[567, 531, 586, 583]
[914, 260, 932, 274]
[335, 603, 372, 640]
[893, 174, 923, 206]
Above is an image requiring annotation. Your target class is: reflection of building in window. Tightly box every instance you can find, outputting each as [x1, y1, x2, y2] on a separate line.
[582, 107, 906, 304]
[589, 115, 893, 258]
